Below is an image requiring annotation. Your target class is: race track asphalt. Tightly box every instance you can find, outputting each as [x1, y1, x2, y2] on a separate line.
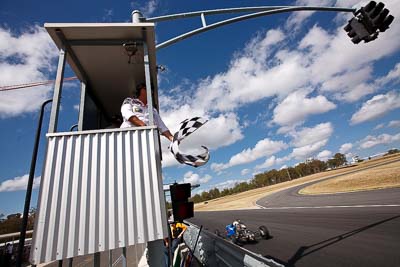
[189, 171, 400, 267]
[190, 205, 400, 267]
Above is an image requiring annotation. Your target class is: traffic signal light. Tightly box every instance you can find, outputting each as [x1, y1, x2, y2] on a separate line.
[170, 183, 194, 222]
[344, 1, 394, 44]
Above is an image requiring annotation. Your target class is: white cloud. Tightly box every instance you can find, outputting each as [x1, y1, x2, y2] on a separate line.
[320, 66, 376, 102]
[131, 0, 158, 17]
[182, 171, 211, 185]
[360, 133, 400, 149]
[341, 83, 377, 103]
[376, 62, 400, 86]
[279, 165, 288, 170]
[339, 143, 353, 154]
[211, 138, 288, 172]
[102, 9, 114, 22]
[285, 10, 314, 32]
[272, 90, 336, 128]
[317, 150, 332, 161]
[286, 122, 333, 160]
[241, 169, 250, 176]
[285, 0, 336, 31]
[0, 26, 58, 118]
[350, 91, 400, 124]
[388, 120, 400, 128]
[291, 140, 329, 160]
[374, 123, 385, 130]
[255, 155, 277, 170]
[298, 22, 333, 55]
[291, 122, 334, 147]
[0, 174, 40, 192]
[318, 63, 400, 104]
[254, 123, 334, 165]
[191, 29, 302, 113]
[255, 155, 291, 170]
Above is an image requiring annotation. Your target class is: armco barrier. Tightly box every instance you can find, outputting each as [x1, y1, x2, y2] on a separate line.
[184, 223, 284, 267]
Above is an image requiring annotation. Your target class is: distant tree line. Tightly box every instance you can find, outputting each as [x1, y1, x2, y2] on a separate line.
[0, 209, 35, 236]
[190, 152, 349, 204]
[386, 148, 399, 155]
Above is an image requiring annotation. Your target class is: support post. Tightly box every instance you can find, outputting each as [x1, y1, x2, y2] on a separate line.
[78, 81, 86, 131]
[147, 240, 166, 266]
[122, 247, 127, 267]
[201, 13, 207, 27]
[16, 99, 52, 267]
[94, 252, 101, 267]
[143, 41, 154, 125]
[49, 48, 67, 133]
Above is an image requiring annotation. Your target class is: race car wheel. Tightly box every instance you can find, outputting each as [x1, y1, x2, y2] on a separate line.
[259, 225, 270, 239]
[215, 229, 220, 236]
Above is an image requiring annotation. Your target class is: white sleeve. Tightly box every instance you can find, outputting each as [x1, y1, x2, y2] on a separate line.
[154, 109, 169, 133]
[121, 100, 142, 122]
[121, 103, 135, 121]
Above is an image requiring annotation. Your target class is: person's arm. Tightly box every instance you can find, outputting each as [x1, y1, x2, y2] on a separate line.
[128, 115, 146, 127]
[121, 99, 146, 127]
[162, 130, 173, 141]
[177, 230, 186, 239]
[154, 110, 173, 141]
[178, 224, 187, 239]
[163, 237, 169, 247]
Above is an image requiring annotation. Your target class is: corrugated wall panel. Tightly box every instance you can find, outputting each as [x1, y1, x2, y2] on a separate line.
[30, 127, 168, 264]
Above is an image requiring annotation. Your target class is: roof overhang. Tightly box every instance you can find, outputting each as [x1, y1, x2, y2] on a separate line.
[45, 23, 158, 117]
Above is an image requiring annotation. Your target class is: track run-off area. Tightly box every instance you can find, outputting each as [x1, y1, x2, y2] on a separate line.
[189, 159, 400, 267]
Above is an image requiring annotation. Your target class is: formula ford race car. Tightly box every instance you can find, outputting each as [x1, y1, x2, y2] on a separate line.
[214, 219, 271, 245]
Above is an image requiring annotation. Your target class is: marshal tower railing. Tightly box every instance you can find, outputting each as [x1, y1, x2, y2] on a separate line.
[30, 126, 168, 264]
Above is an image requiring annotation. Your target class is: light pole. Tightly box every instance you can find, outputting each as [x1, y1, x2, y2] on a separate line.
[17, 99, 53, 267]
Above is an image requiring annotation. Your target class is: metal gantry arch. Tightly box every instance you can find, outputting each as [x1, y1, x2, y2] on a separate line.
[138, 6, 356, 50]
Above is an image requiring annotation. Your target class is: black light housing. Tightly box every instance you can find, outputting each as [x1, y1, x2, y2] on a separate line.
[170, 183, 194, 222]
[344, 1, 394, 44]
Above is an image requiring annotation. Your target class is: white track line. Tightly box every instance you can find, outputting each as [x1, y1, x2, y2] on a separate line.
[257, 204, 400, 209]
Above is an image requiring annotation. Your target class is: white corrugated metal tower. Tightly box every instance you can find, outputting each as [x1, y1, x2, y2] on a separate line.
[30, 22, 168, 266]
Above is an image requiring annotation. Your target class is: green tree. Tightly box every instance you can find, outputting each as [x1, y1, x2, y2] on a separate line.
[333, 153, 347, 166]
[309, 159, 327, 173]
[201, 191, 210, 201]
[0, 214, 22, 234]
[191, 194, 202, 203]
[327, 158, 337, 168]
[208, 188, 221, 199]
[387, 148, 399, 155]
[253, 173, 267, 187]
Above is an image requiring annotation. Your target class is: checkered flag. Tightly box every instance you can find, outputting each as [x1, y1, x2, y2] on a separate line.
[169, 117, 210, 167]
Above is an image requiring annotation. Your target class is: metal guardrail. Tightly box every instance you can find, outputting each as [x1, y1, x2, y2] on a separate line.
[0, 230, 33, 242]
[183, 223, 284, 267]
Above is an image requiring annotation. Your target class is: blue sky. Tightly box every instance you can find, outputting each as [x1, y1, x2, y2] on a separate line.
[0, 0, 399, 215]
